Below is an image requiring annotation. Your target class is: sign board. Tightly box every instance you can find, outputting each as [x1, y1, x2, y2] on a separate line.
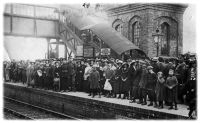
[83, 46, 94, 58]
[101, 48, 110, 55]
[76, 45, 83, 57]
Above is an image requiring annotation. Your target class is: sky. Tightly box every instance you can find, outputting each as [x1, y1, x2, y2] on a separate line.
[183, 4, 196, 53]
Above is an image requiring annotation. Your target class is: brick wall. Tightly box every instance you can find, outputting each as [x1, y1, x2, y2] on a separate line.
[107, 4, 187, 58]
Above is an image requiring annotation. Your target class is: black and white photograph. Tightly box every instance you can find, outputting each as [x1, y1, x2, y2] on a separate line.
[1, 0, 198, 120]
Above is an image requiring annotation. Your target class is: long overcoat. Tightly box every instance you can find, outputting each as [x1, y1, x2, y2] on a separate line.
[89, 70, 100, 89]
[110, 67, 121, 94]
[165, 76, 178, 102]
[120, 68, 130, 93]
[155, 77, 165, 101]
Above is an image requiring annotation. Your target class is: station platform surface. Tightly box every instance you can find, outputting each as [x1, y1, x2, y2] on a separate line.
[4, 82, 189, 118]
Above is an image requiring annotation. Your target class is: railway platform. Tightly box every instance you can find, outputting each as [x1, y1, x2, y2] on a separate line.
[4, 82, 190, 119]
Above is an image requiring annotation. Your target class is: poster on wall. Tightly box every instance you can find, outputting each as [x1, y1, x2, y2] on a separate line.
[101, 48, 110, 56]
[83, 46, 94, 58]
[76, 45, 83, 57]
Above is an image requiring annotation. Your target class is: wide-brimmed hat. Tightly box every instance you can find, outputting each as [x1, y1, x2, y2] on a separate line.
[117, 60, 123, 64]
[147, 66, 153, 70]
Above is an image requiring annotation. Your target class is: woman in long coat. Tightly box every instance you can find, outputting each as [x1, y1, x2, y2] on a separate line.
[129, 61, 142, 102]
[120, 63, 130, 99]
[89, 66, 100, 98]
[110, 61, 122, 98]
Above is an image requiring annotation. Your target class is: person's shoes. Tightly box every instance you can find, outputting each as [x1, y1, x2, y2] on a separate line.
[141, 102, 147, 105]
[154, 105, 158, 108]
[158, 106, 163, 109]
[148, 103, 153, 106]
[130, 100, 136, 103]
[137, 101, 143, 104]
[168, 106, 173, 110]
[154, 103, 158, 108]
[88, 94, 92, 96]
[175, 107, 178, 110]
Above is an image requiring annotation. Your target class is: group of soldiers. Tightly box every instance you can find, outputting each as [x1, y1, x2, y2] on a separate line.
[3, 55, 196, 116]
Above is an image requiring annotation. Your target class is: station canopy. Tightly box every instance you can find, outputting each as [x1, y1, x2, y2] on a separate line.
[70, 15, 146, 56]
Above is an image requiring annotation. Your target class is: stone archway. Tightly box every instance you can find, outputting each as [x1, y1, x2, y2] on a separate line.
[112, 19, 124, 34]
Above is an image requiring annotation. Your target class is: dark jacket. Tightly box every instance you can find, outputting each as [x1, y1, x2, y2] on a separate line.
[165, 76, 178, 102]
[67, 62, 76, 76]
[89, 70, 100, 89]
[146, 72, 157, 90]
[138, 69, 148, 88]
[61, 63, 68, 78]
[155, 77, 165, 101]
[53, 66, 61, 78]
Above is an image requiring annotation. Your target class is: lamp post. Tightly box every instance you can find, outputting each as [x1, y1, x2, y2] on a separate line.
[152, 28, 164, 57]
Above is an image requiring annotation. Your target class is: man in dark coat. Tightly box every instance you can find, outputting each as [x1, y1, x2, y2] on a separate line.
[146, 66, 157, 107]
[53, 62, 61, 91]
[21, 61, 27, 84]
[151, 58, 160, 74]
[10, 61, 16, 82]
[175, 60, 187, 103]
[60, 59, 68, 92]
[138, 64, 148, 105]
[67, 59, 77, 91]
[76, 61, 86, 92]
[129, 61, 138, 103]
[43, 63, 52, 90]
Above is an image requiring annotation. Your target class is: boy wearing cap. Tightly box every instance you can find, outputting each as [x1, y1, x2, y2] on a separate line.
[146, 66, 157, 107]
[155, 71, 165, 109]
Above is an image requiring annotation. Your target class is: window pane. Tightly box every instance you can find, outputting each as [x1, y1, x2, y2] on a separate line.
[35, 6, 58, 20]
[13, 4, 34, 17]
[132, 21, 140, 46]
[4, 4, 11, 13]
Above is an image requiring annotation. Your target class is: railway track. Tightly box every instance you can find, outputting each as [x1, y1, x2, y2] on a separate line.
[4, 96, 79, 120]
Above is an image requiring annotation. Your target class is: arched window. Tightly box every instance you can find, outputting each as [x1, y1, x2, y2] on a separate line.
[132, 21, 140, 46]
[115, 24, 122, 34]
[161, 22, 170, 56]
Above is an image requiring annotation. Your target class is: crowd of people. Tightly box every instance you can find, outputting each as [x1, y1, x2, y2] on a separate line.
[3, 54, 197, 118]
